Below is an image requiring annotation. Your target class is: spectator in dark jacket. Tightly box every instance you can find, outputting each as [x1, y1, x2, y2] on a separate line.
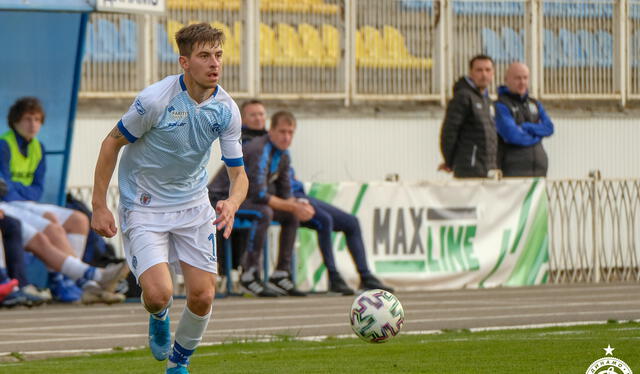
[495, 62, 554, 177]
[440, 55, 498, 178]
[240, 99, 268, 144]
[209, 111, 313, 297]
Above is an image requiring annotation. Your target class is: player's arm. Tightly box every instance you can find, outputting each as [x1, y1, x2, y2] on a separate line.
[213, 165, 248, 239]
[91, 126, 130, 237]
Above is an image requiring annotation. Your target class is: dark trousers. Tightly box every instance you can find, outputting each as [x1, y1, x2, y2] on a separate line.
[299, 195, 370, 277]
[0, 216, 27, 286]
[238, 200, 299, 275]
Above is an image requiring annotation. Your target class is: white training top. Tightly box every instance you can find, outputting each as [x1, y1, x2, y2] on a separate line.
[117, 74, 243, 212]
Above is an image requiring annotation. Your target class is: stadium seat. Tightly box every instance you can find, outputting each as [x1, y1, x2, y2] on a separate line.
[261, 0, 337, 14]
[83, 21, 94, 62]
[260, 23, 277, 65]
[559, 28, 585, 67]
[118, 18, 138, 62]
[594, 30, 613, 68]
[383, 25, 431, 68]
[632, 31, 640, 68]
[577, 30, 597, 67]
[481, 28, 505, 63]
[401, 0, 434, 12]
[211, 21, 240, 65]
[299, 23, 330, 67]
[156, 23, 179, 62]
[166, 19, 183, 54]
[543, 29, 560, 68]
[359, 26, 388, 68]
[322, 24, 340, 67]
[275, 23, 314, 66]
[502, 27, 524, 62]
[93, 19, 120, 62]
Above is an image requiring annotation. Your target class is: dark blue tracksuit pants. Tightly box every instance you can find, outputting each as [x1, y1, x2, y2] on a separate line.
[0, 216, 27, 286]
[299, 195, 371, 278]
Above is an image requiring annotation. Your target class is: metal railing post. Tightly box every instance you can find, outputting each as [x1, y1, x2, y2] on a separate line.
[589, 170, 602, 283]
[526, 0, 540, 98]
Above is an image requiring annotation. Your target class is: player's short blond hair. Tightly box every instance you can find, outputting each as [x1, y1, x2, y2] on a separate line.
[175, 22, 225, 57]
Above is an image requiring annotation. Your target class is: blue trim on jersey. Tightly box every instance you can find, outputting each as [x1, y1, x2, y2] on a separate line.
[117, 120, 139, 143]
[270, 149, 282, 173]
[179, 74, 187, 91]
[213, 85, 219, 97]
[222, 156, 244, 167]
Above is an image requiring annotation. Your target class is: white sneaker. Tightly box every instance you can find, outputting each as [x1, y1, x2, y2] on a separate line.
[82, 281, 125, 305]
[98, 262, 130, 293]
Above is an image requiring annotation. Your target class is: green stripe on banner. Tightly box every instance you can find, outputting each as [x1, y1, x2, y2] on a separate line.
[375, 260, 426, 273]
[509, 179, 539, 254]
[337, 184, 369, 253]
[505, 192, 549, 286]
[478, 229, 511, 288]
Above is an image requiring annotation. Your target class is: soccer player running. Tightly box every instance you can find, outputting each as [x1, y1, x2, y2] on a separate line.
[91, 23, 248, 374]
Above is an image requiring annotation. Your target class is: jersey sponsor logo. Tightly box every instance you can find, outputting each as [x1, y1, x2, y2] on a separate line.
[140, 192, 152, 205]
[134, 99, 146, 115]
[167, 122, 186, 128]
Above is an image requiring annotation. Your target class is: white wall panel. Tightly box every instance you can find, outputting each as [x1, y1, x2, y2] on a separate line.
[68, 114, 640, 188]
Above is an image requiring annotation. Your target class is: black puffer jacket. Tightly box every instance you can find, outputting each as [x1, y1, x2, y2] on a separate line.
[440, 77, 498, 178]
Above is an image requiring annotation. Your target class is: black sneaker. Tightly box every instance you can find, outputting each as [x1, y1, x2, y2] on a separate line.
[360, 273, 395, 293]
[328, 273, 355, 296]
[268, 272, 307, 297]
[240, 273, 279, 297]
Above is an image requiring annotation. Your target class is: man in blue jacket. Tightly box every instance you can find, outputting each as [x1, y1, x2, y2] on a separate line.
[495, 62, 554, 177]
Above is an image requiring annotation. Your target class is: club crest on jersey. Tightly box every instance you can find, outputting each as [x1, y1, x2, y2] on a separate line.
[140, 192, 152, 205]
[134, 99, 146, 115]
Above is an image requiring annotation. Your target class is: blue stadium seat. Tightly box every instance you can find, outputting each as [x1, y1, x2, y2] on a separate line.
[118, 18, 137, 62]
[559, 28, 584, 67]
[632, 31, 640, 68]
[577, 30, 596, 67]
[481, 28, 505, 62]
[631, 3, 640, 20]
[156, 23, 179, 62]
[93, 18, 118, 62]
[502, 27, 524, 62]
[544, 2, 613, 18]
[543, 29, 559, 68]
[400, 0, 433, 12]
[452, 1, 522, 16]
[83, 21, 94, 62]
[594, 30, 612, 68]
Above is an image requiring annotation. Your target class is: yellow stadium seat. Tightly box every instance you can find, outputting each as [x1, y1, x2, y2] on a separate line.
[222, 0, 241, 11]
[382, 25, 431, 69]
[200, 0, 224, 10]
[167, 20, 184, 54]
[260, 23, 277, 66]
[211, 21, 240, 65]
[306, 0, 339, 14]
[321, 24, 340, 67]
[299, 23, 328, 67]
[359, 26, 389, 68]
[275, 23, 313, 66]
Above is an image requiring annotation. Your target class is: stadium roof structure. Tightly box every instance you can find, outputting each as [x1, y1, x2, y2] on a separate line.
[0, 0, 93, 204]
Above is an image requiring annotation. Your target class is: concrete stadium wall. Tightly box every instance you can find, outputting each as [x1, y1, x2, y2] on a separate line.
[68, 113, 640, 187]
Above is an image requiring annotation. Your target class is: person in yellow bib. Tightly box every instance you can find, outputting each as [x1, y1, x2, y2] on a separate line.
[0, 97, 128, 304]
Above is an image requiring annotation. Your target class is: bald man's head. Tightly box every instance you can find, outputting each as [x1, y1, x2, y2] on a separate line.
[505, 62, 530, 96]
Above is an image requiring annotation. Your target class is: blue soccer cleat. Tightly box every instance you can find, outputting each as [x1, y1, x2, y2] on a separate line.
[149, 314, 171, 360]
[166, 365, 189, 374]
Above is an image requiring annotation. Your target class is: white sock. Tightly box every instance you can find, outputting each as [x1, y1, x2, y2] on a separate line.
[61, 256, 91, 281]
[169, 306, 211, 366]
[67, 234, 88, 259]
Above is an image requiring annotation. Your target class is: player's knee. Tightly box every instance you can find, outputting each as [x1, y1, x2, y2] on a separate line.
[259, 207, 274, 224]
[345, 216, 360, 234]
[188, 288, 214, 312]
[65, 211, 89, 234]
[45, 223, 67, 240]
[42, 212, 59, 224]
[144, 288, 173, 312]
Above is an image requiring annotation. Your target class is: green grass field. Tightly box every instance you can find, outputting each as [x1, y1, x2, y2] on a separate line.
[2, 322, 639, 373]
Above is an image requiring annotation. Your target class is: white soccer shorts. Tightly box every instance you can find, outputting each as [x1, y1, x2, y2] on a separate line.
[119, 202, 218, 281]
[0, 201, 75, 245]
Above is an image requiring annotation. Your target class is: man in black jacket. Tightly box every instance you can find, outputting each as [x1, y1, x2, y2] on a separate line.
[495, 62, 554, 177]
[439, 55, 498, 178]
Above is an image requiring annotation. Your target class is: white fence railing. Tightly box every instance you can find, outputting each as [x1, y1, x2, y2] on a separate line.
[69, 176, 640, 284]
[79, 0, 640, 104]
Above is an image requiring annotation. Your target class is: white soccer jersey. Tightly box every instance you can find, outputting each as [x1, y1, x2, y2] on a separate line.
[117, 74, 243, 211]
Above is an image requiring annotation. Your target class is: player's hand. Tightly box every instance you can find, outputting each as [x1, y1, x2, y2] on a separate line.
[92, 206, 118, 238]
[437, 162, 452, 173]
[214, 199, 238, 239]
[294, 201, 315, 222]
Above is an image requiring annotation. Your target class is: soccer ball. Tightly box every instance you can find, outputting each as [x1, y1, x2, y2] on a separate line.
[349, 289, 405, 343]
